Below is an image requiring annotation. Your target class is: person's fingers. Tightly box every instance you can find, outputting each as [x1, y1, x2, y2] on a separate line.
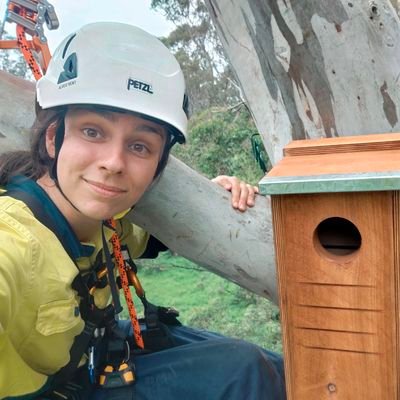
[211, 176, 232, 191]
[238, 181, 250, 211]
[226, 176, 241, 209]
[212, 176, 259, 211]
[246, 184, 256, 207]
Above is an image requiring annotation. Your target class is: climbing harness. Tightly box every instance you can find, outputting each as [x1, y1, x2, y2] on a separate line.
[4, 182, 181, 394]
[0, 0, 58, 79]
[97, 218, 181, 387]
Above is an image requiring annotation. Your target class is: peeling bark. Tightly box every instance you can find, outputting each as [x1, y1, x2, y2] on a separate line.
[0, 70, 35, 151]
[245, 1, 348, 141]
[206, 0, 400, 164]
[390, 0, 399, 14]
[380, 81, 398, 127]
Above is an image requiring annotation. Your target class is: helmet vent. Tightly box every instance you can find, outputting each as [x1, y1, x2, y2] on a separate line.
[57, 53, 78, 84]
[62, 33, 76, 58]
[37, 22, 188, 141]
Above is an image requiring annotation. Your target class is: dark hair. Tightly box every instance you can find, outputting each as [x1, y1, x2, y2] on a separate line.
[0, 104, 174, 186]
[0, 105, 67, 186]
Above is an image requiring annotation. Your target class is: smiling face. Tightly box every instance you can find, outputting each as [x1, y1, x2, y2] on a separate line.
[43, 108, 166, 224]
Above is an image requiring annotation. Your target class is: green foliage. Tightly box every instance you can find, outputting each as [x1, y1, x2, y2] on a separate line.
[151, 0, 239, 114]
[151, 0, 207, 25]
[0, 32, 33, 80]
[0, 48, 32, 79]
[151, 0, 271, 180]
[173, 105, 268, 184]
[123, 252, 282, 353]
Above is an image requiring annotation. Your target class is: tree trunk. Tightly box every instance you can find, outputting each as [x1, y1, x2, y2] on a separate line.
[132, 159, 276, 300]
[205, 0, 400, 164]
[0, 70, 279, 302]
[0, 70, 35, 151]
[390, 0, 399, 13]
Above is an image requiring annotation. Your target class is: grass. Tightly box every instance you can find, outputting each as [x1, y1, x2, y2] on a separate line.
[120, 252, 282, 353]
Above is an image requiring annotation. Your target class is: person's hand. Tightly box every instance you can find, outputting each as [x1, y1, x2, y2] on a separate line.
[211, 175, 259, 212]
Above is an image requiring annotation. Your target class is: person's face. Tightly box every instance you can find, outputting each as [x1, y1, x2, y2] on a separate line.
[45, 108, 166, 221]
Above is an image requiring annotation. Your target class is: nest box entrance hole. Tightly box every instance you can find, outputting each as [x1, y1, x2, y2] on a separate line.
[314, 217, 362, 257]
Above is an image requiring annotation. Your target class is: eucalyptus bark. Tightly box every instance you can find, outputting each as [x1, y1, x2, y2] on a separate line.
[390, 0, 399, 13]
[205, 0, 400, 164]
[0, 70, 35, 151]
[0, 69, 278, 302]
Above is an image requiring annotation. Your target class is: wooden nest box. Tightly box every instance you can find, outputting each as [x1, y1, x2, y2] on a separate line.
[259, 133, 400, 400]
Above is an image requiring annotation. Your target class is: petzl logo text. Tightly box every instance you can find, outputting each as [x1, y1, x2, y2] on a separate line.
[127, 78, 153, 94]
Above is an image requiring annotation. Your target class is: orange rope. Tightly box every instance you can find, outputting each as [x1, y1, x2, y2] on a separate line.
[108, 218, 144, 349]
[16, 24, 42, 80]
[2, 2, 53, 80]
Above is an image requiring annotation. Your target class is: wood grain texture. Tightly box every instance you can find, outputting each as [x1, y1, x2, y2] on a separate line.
[269, 134, 400, 178]
[284, 133, 400, 156]
[272, 191, 398, 399]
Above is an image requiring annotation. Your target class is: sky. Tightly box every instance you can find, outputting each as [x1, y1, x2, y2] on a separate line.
[1, 0, 174, 51]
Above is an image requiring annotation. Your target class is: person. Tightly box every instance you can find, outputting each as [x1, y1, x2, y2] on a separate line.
[0, 22, 286, 399]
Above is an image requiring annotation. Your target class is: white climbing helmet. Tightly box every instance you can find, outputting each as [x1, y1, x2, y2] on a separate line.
[36, 21, 187, 143]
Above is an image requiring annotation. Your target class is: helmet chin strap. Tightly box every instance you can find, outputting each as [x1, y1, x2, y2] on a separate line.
[49, 121, 83, 214]
[53, 176, 83, 214]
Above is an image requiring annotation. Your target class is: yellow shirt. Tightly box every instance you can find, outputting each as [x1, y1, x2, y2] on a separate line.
[0, 181, 149, 399]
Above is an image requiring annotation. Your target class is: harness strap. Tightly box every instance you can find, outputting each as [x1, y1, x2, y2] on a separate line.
[4, 189, 102, 385]
[4, 186, 180, 387]
[53, 314, 98, 386]
[5, 189, 75, 258]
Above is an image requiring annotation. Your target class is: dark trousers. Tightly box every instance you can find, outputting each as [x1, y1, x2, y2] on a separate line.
[91, 324, 286, 400]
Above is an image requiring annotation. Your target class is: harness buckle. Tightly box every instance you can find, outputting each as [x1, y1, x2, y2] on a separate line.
[98, 362, 136, 388]
[99, 339, 135, 388]
[88, 346, 95, 384]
